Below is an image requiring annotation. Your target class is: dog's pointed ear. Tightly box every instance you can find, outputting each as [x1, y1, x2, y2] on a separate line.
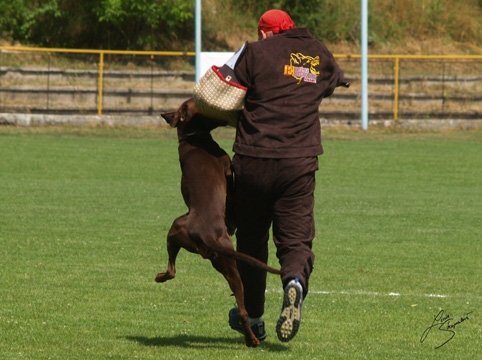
[161, 112, 178, 128]
[184, 99, 199, 119]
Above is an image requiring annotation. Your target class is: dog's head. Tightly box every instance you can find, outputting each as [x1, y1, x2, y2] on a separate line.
[161, 98, 199, 128]
[162, 98, 229, 137]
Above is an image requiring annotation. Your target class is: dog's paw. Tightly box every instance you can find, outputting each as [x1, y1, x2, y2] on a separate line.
[246, 336, 260, 348]
[155, 272, 174, 283]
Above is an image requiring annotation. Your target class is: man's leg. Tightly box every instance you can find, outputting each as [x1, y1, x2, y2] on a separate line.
[272, 156, 318, 296]
[272, 157, 318, 342]
[232, 155, 274, 318]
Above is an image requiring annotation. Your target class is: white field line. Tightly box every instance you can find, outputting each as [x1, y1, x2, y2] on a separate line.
[267, 288, 482, 300]
[311, 290, 448, 298]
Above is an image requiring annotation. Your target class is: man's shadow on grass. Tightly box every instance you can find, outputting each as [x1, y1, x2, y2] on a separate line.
[124, 334, 288, 351]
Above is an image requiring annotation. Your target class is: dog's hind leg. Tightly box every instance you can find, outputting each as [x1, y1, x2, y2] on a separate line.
[210, 255, 260, 348]
[155, 215, 191, 283]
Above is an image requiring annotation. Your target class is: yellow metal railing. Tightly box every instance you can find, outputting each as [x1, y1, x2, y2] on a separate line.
[1, 46, 481, 118]
[393, 57, 400, 121]
[98, 52, 104, 115]
[0, 46, 195, 115]
[335, 53, 482, 121]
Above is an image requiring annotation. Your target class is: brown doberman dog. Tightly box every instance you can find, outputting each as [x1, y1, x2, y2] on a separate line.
[156, 98, 280, 348]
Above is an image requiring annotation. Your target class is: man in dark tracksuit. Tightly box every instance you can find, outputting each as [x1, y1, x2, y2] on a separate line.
[228, 9, 345, 342]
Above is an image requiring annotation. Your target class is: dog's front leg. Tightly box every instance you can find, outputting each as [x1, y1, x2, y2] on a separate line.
[155, 215, 190, 283]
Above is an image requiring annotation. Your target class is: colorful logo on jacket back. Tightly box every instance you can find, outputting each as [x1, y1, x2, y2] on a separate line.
[284, 53, 320, 84]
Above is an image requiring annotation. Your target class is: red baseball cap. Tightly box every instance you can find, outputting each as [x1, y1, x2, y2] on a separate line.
[258, 9, 296, 35]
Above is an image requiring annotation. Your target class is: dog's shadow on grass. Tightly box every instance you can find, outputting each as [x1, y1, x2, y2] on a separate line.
[124, 334, 289, 352]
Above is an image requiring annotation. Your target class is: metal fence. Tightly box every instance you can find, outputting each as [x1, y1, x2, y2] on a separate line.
[1, 46, 481, 120]
[336, 54, 482, 120]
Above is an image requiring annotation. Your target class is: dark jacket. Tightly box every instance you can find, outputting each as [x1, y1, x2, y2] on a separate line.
[234, 28, 344, 158]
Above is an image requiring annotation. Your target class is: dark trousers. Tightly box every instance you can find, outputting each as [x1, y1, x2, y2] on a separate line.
[232, 154, 318, 318]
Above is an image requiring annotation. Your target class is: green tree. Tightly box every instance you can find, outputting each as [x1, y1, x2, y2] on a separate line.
[229, 0, 360, 43]
[0, 0, 195, 50]
[93, 0, 194, 49]
[0, 0, 44, 41]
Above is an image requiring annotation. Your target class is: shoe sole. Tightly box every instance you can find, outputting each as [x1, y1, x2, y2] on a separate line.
[276, 282, 302, 342]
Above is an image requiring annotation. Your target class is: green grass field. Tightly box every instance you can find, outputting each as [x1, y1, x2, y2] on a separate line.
[1, 125, 481, 359]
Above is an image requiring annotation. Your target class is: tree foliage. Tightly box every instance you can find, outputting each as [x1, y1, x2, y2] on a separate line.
[1, 0, 481, 50]
[230, 0, 358, 42]
[234, 0, 482, 47]
[0, 0, 194, 50]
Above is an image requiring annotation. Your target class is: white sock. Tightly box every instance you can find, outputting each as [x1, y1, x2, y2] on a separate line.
[248, 316, 263, 326]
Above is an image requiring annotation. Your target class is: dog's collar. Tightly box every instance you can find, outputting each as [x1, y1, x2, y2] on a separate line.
[179, 130, 211, 142]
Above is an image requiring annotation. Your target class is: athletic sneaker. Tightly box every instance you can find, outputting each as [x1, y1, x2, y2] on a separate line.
[228, 307, 267, 341]
[276, 278, 303, 342]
